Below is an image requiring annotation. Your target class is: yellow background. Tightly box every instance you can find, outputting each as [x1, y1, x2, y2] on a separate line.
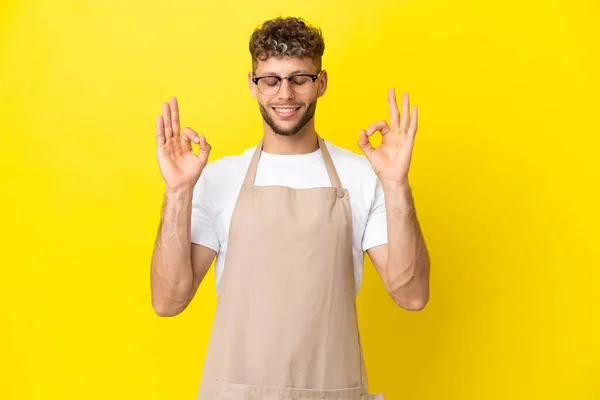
[1, 0, 599, 399]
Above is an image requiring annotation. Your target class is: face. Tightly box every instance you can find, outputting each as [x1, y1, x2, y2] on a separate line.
[249, 56, 328, 136]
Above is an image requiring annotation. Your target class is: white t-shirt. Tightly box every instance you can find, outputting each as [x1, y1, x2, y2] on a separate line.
[190, 139, 388, 295]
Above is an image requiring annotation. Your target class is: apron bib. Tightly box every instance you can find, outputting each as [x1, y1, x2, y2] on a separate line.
[197, 136, 384, 400]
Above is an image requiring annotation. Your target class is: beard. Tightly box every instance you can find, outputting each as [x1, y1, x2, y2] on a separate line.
[259, 99, 317, 136]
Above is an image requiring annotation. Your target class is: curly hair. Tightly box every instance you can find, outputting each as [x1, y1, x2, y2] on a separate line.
[249, 17, 325, 72]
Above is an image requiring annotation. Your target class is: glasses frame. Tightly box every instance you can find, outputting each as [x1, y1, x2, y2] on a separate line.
[251, 71, 322, 95]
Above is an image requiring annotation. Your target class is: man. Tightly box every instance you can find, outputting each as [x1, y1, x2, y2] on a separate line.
[151, 16, 430, 400]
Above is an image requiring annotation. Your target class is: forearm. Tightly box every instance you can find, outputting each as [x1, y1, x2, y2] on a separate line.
[382, 182, 430, 309]
[150, 185, 195, 315]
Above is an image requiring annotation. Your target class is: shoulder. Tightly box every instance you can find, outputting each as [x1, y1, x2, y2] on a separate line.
[323, 138, 377, 181]
[323, 138, 380, 210]
[200, 146, 256, 185]
[192, 145, 256, 205]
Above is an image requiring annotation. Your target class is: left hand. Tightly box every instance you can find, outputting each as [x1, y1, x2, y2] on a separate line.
[358, 88, 418, 186]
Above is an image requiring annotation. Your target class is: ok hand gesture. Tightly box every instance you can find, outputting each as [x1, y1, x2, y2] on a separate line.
[358, 89, 418, 187]
[156, 97, 211, 192]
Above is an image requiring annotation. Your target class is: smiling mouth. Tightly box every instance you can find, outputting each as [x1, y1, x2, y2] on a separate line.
[272, 106, 301, 118]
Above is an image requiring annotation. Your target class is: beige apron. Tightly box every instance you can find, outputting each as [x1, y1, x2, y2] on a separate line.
[197, 136, 384, 400]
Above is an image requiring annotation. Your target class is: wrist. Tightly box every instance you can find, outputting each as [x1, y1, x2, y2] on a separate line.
[165, 184, 194, 196]
[381, 179, 411, 193]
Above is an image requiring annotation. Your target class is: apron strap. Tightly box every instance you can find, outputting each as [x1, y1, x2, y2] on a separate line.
[318, 136, 343, 189]
[243, 135, 343, 189]
[243, 137, 264, 186]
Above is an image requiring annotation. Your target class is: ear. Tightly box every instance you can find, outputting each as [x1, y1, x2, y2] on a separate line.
[248, 71, 257, 98]
[317, 70, 328, 98]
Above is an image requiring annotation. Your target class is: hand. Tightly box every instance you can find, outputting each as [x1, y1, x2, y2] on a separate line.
[156, 96, 211, 192]
[358, 88, 418, 187]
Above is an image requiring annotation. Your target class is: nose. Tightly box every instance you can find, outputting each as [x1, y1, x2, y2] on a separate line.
[277, 78, 295, 100]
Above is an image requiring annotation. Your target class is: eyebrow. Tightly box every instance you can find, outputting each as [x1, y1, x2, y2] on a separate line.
[258, 69, 315, 76]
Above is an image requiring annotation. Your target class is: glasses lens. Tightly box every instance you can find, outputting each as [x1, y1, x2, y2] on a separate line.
[258, 77, 280, 95]
[290, 75, 314, 94]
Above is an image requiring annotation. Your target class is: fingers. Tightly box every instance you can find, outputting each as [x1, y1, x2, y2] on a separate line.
[400, 91, 410, 133]
[389, 88, 413, 134]
[156, 115, 165, 148]
[162, 102, 173, 139]
[181, 127, 211, 164]
[197, 135, 212, 165]
[181, 127, 200, 143]
[408, 105, 418, 137]
[181, 127, 200, 151]
[360, 120, 390, 160]
[170, 96, 181, 138]
[358, 129, 374, 161]
[366, 120, 390, 137]
[388, 88, 401, 130]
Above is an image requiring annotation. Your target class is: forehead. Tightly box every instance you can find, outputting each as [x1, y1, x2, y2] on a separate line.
[255, 56, 318, 76]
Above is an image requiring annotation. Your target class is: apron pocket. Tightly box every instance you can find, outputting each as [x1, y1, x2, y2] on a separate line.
[215, 380, 364, 400]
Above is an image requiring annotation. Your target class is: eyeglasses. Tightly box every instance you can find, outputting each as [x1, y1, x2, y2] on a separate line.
[252, 72, 321, 96]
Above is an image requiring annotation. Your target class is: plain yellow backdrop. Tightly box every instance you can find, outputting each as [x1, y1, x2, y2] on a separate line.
[1, 0, 599, 399]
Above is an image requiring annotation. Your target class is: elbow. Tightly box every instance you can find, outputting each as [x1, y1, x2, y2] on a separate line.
[150, 273, 194, 317]
[388, 283, 429, 311]
[152, 303, 179, 317]
[399, 297, 428, 311]
[152, 298, 186, 317]
[387, 265, 430, 311]
[153, 307, 180, 318]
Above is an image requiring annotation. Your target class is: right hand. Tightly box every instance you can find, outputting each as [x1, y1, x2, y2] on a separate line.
[156, 96, 211, 192]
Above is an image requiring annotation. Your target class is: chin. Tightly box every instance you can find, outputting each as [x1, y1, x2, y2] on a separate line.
[268, 112, 304, 136]
[259, 101, 315, 137]
[272, 125, 302, 136]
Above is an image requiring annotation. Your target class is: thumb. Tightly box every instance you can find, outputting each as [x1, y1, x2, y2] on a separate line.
[198, 135, 212, 165]
[358, 129, 374, 161]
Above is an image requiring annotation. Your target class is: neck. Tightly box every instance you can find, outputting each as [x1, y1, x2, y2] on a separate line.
[261, 121, 319, 155]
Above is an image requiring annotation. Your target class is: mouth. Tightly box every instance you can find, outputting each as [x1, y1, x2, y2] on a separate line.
[272, 106, 301, 119]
